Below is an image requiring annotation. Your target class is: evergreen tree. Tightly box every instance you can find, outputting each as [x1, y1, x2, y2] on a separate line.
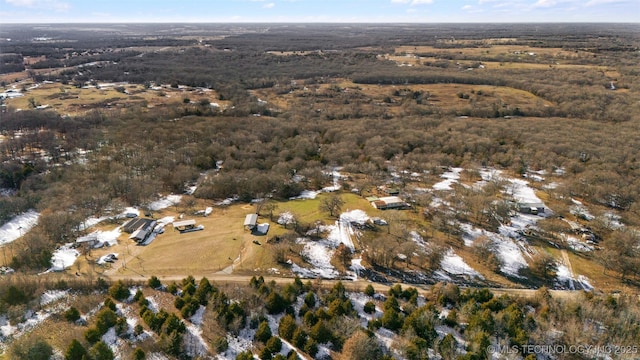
[64, 339, 87, 360]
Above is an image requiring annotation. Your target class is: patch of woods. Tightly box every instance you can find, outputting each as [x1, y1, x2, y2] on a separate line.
[3, 275, 640, 359]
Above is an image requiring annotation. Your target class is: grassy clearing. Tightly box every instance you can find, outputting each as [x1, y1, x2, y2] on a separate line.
[254, 79, 553, 115]
[394, 45, 589, 59]
[3, 82, 229, 116]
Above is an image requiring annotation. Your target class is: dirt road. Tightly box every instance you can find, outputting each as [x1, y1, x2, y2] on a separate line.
[106, 272, 583, 300]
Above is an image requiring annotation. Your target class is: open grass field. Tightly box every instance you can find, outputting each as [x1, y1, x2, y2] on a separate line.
[2, 81, 229, 116]
[394, 45, 590, 60]
[254, 79, 553, 115]
[70, 193, 384, 280]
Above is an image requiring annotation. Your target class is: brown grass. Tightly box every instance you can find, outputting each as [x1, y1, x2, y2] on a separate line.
[394, 45, 589, 59]
[2, 82, 229, 116]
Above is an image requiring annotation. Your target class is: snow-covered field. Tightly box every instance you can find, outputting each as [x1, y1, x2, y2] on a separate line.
[0, 210, 40, 245]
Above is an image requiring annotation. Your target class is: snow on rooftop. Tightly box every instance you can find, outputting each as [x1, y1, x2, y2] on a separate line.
[149, 194, 182, 211]
[433, 167, 463, 191]
[78, 226, 122, 248]
[0, 210, 40, 246]
[440, 249, 483, 279]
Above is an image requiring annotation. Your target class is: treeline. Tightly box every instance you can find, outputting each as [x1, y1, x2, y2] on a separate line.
[5, 276, 640, 359]
[49, 48, 384, 91]
[29, 50, 141, 70]
[0, 53, 25, 74]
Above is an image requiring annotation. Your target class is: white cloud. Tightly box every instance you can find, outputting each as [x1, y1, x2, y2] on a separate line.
[585, 0, 629, 5]
[263, 2, 275, 8]
[5, 0, 69, 10]
[533, 0, 579, 7]
[391, 0, 435, 5]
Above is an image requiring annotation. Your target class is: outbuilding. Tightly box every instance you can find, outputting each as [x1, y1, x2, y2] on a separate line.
[244, 214, 258, 230]
[371, 196, 409, 210]
[173, 219, 196, 231]
[518, 203, 545, 215]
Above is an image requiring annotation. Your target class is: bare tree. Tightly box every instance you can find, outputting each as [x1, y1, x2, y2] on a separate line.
[319, 194, 345, 217]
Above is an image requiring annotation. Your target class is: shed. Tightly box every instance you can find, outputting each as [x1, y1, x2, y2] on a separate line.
[518, 203, 545, 215]
[76, 233, 99, 247]
[371, 196, 409, 210]
[123, 217, 156, 234]
[130, 229, 149, 242]
[244, 214, 258, 230]
[173, 219, 196, 231]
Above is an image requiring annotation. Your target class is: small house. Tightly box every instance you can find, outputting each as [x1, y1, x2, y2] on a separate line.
[244, 214, 258, 230]
[76, 233, 99, 248]
[371, 196, 409, 210]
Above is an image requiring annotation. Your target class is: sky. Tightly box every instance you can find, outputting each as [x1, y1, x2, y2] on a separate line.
[1, 0, 639, 23]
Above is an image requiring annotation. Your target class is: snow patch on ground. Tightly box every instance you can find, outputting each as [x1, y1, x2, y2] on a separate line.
[564, 235, 594, 252]
[190, 305, 206, 326]
[292, 209, 369, 279]
[462, 223, 529, 278]
[277, 211, 295, 226]
[433, 167, 463, 191]
[350, 258, 365, 279]
[216, 327, 255, 360]
[0, 210, 40, 245]
[295, 238, 339, 278]
[570, 199, 595, 221]
[149, 194, 182, 211]
[40, 290, 69, 305]
[184, 323, 209, 357]
[145, 296, 159, 313]
[603, 212, 624, 229]
[48, 244, 80, 272]
[556, 264, 594, 291]
[215, 195, 239, 206]
[440, 249, 483, 279]
[290, 190, 319, 200]
[505, 178, 545, 206]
